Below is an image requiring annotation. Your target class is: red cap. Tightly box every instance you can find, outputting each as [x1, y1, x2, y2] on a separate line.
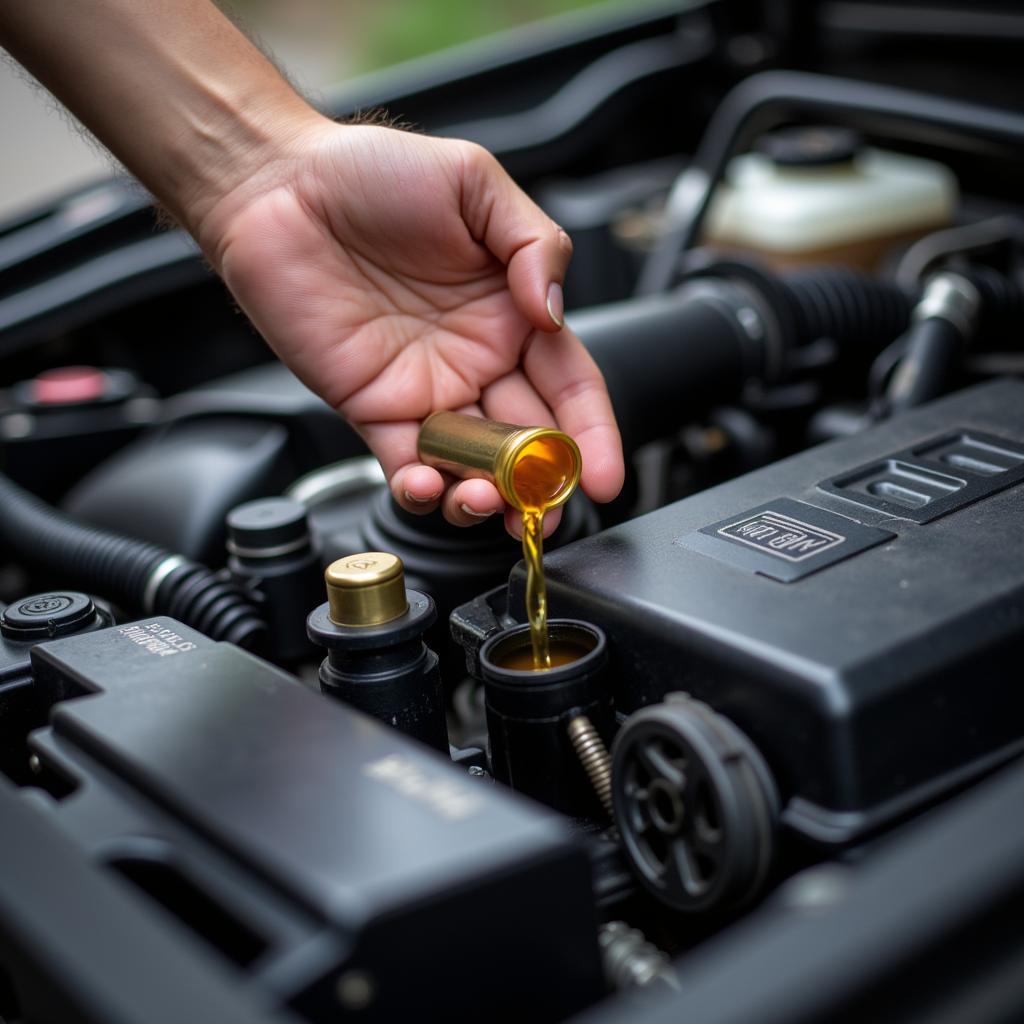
[30, 366, 108, 405]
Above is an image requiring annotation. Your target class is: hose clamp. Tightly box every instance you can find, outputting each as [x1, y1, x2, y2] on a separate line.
[286, 457, 385, 507]
[914, 272, 981, 338]
[143, 554, 186, 614]
[679, 277, 784, 385]
[728, 278, 786, 385]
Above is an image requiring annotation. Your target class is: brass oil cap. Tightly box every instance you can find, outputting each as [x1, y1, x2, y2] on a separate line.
[325, 552, 409, 627]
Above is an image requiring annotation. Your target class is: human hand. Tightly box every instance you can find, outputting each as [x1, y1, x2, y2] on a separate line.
[195, 119, 624, 536]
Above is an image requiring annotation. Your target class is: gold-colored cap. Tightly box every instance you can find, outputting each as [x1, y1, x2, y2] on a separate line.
[325, 552, 409, 627]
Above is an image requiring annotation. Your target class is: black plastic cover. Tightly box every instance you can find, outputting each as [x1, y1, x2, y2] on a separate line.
[509, 379, 1024, 844]
[25, 618, 603, 1021]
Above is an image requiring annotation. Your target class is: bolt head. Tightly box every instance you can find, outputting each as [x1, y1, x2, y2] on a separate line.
[336, 969, 375, 1010]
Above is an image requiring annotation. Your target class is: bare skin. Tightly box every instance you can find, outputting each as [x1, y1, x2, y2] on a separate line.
[0, 2, 624, 534]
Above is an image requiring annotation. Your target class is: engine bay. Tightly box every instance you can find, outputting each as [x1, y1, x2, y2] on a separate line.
[2, 2, 1024, 1021]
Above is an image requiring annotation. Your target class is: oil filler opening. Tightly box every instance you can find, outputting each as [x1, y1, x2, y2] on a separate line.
[482, 619, 602, 675]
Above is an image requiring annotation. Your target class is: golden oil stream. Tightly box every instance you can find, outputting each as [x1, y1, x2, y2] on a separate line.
[512, 440, 577, 669]
[521, 507, 550, 669]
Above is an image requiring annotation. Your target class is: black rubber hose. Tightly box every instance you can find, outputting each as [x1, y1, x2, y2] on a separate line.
[573, 280, 772, 454]
[886, 317, 964, 413]
[783, 268, 912, 354]
[882, 265, 1024, 413]
[0, 472, 266, 650]
[639, 70, 1024, 295]
[966, 265, 1024, 345]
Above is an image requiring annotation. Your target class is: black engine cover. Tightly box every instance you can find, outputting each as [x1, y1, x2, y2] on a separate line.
[511, 379, 1024, 844]
[13, 619, 603, 1022]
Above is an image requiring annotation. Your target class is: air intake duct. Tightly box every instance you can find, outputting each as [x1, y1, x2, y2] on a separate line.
[573, 262, 910, 453]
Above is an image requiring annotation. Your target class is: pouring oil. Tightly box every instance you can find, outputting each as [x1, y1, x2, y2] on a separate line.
[511, 438, 578, 669]
[521, 509, 549, 667]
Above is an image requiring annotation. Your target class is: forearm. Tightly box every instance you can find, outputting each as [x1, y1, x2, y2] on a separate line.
[0, 0, 326, 234]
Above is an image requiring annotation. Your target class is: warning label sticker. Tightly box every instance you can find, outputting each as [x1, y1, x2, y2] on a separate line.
[679, 497, 895, 583]
[717, 509, 845, 562]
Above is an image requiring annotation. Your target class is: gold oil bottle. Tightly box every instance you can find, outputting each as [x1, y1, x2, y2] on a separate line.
[417, 412, 581, 669]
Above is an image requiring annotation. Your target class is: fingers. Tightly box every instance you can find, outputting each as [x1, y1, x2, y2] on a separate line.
[357, 338, 622, 532]
[459, 143, 572, 334]
[455, 143, 622, 505]
[522, 329, 625, 504]
[480, 368, 556, 428]
[357, 420, 443, 513]
[442, 478, 505, 526]
[358, 417, 506, 526]
[398, 464, 446, 509]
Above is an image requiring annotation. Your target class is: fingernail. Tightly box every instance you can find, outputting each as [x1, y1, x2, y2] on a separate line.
[460, 503, 494, 520]
[546, 282, 564, 329]
[405, 490, 440, 505]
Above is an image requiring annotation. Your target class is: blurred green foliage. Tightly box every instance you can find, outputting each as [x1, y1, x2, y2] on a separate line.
[230, 0, 623, 85]
[354, 0, 615, 72]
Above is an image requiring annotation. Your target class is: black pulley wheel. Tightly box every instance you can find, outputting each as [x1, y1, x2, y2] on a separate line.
[611, 693, 779, 913]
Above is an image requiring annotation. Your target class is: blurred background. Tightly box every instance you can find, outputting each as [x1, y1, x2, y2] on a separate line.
[0, 0, 617, 221]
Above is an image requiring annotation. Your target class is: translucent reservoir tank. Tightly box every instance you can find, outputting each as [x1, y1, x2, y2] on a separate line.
[704, 127, 958, 270]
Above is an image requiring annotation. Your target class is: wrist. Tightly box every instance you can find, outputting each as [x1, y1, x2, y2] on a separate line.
[169, 81, 330, 253]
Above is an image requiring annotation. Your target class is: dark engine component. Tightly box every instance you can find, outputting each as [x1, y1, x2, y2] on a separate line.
[0, 365, 158, 501]
[612, 693, 778, 913]
[226, 497, 322, 664]
[606, 756, 1024, 1024]
[65, 415, 297, 566]
[0, 591, 107, 644]
[13, 617, 604, 1022]
[348, 484, 598, 665]
[507, 379, 1024, 847]
[0, 590, 111, 783]
[886, 277, 975, 414]
[63, 361, 365, 567]
[886, 268, 1024, 414]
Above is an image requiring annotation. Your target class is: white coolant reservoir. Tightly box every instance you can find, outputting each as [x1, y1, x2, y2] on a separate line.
[704, 127, 958, 270]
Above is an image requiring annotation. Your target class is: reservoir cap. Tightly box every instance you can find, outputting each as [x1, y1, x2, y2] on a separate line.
[757, 126, 861, 168]
[325, 552, 409, 627]
[1, 592, 98, 641]
[226, 497, 311, 558]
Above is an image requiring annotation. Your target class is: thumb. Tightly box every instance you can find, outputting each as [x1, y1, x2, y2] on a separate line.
[459, 142, 572, 333]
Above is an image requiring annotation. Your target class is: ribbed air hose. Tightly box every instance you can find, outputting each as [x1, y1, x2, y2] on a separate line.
[783, 268, 913, 352]
[0, 472, 267, 650]
[964, 265, 1024, 344]
[575, 263, 914, 453]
